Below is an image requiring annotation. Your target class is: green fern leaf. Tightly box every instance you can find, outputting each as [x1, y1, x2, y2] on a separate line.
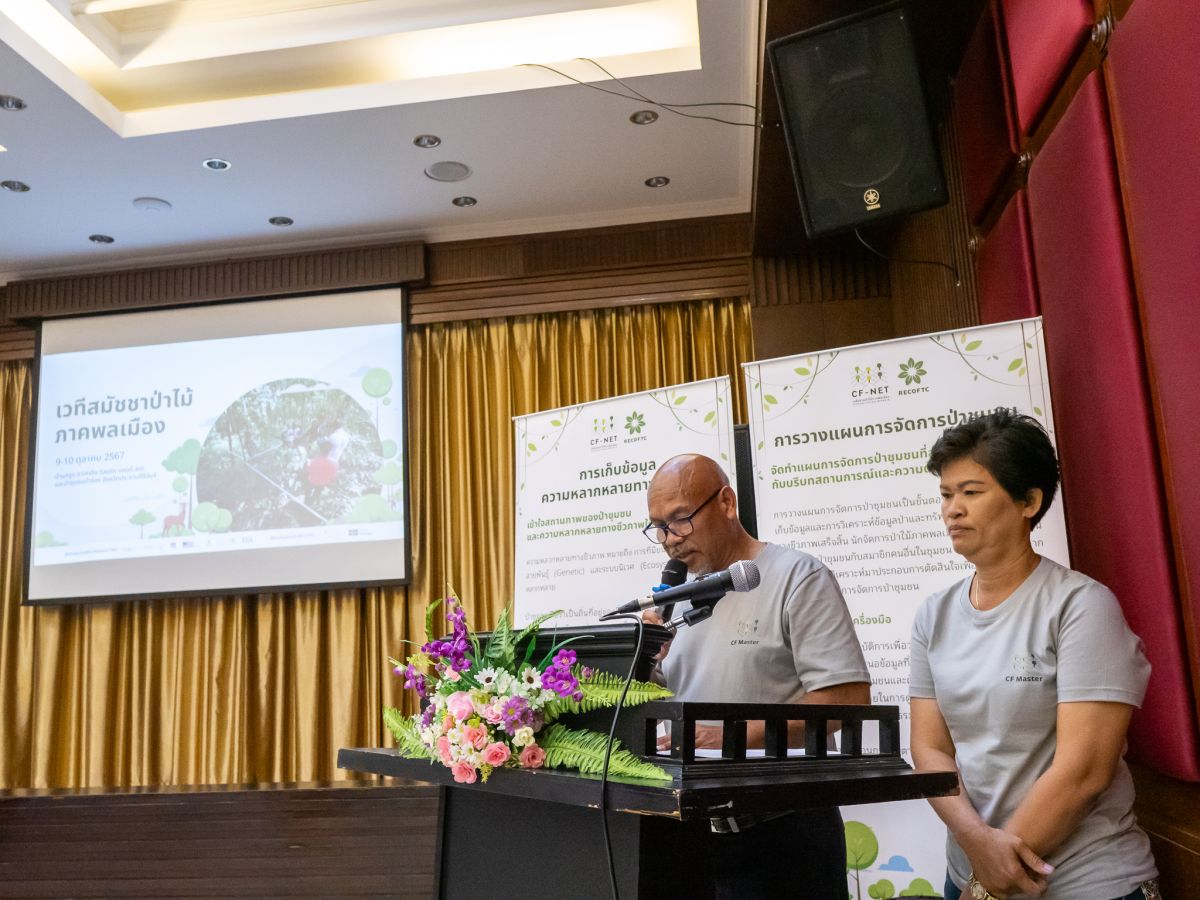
[515, 610, 562, 647]
[543, 669, 672, 719]
[384, 707, 437, 762]
[538, 724, 671, 782]
[423, 598, 443, 643]
[483, 606, 515, 668]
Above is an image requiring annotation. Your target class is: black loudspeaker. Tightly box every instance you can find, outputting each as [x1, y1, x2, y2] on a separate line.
[767, 1, 947, 238]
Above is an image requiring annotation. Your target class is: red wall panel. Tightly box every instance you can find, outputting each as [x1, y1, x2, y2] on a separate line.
[955, 1, 1018, 222]
[1027, 73, 1199, 779]
[999, 0, 1092, 134]
[1106, 0, 1200, 732]
[976, 191, 1039, 324]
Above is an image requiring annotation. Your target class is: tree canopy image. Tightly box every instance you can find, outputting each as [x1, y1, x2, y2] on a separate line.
[195, 378, 387, 530]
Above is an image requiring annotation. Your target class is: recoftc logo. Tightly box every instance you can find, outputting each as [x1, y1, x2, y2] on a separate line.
[864, 188, 881, 211]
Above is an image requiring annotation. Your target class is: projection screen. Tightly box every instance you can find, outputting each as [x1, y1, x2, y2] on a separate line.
[25, 288, 408, 604]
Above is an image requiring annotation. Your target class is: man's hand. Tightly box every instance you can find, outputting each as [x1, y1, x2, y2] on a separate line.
[958, 823, 1052, 897]
[657, 723, 723, 751]
[641, 608, 673, 662]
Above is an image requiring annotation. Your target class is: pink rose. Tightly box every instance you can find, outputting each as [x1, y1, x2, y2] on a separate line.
[519, 743, 546, 769]
[482, 742, 511, 766]
[463, 724, 489, 750]
[451, 761, 477, 784]
[482, 701, 504, 725]
[447, 691, 475, 722]
[436, 736, 453, 765]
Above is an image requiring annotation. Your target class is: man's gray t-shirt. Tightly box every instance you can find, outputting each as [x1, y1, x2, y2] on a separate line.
[662, 542, 869, 703]
[910, 557, 1156, 898]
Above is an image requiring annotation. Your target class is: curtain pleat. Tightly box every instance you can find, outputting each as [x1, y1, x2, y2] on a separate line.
[0, 297, 753, 788]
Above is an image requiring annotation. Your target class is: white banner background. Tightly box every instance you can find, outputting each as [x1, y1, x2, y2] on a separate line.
[513, 377, 736, 626]
[744, 318, 1069, 897]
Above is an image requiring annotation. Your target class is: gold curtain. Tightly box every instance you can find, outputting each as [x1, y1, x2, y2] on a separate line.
[0, 297, 753, 789]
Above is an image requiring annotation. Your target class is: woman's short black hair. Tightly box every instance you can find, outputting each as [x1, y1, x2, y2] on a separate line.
[926, 408, 1060, 529]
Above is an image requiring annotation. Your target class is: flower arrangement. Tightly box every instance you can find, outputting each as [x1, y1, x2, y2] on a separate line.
[385, 597, 673, 784]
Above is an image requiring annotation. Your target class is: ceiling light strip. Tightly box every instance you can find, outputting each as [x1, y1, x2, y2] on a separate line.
[72, 0, 175, 14]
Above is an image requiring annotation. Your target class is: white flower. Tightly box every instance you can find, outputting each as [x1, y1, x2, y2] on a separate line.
[476, 667, 500, 690]
[493, 671, 516, 695]
[512, 726, 535, 748]
[517, 667, 543, 697]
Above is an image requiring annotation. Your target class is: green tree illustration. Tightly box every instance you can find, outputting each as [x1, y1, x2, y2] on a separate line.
[845, 821, 880, 900]
[34, 531, 65, 547]
[868, 879, 895, 899]
[344, 493, 400, 523]
[362, 368, 393, 433]
[128, 508, 155, 538]
[191, 501, 233, 533]
[899, 878, 940, 896]
[162, 439, 202, 528]
[372, 461, 403, 507]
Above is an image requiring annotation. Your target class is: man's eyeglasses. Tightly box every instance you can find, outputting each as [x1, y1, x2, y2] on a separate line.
[642, 488, 723, 544]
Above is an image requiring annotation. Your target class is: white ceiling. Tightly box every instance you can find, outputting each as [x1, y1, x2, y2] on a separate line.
[0, 0, 759, 284]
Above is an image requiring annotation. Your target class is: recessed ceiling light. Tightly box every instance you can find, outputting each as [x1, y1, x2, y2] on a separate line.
[1, 180, 30, 192]
[89, 234, 115, 244]
[202, 158, 231, 171]
[0, 145, 6, 153]
[133, 196, 172, 211]
[452, 196, 477, 207]
[413, 134, 442, 149]
[629, 110, 659, 125]
[0, 95, 25, 111]
[644, 176, 670, 188]
[268, 216, 294, 227]
[424, 161, 472, 182]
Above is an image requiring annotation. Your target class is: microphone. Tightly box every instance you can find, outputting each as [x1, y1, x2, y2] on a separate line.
[655, 558, 689, 621]
[602, 560, 760, 619]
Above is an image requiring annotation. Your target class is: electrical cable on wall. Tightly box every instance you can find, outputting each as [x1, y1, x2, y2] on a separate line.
[520, 58, 759, 128]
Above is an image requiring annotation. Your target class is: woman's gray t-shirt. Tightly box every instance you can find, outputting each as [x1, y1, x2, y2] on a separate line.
[910, 556, 1156, 898]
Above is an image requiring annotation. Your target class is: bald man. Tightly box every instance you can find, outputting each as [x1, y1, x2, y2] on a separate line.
[643, 453, 870, 899]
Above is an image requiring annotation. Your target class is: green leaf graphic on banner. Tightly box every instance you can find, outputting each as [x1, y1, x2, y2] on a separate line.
[757, 441, 764, 450]
[795, 367, 811, 376]
[674, 395, 687, 405]
[550, 419, 561, 427]
[1026, 341, 1033, 348]
[1008, 358, 1023, 371]
[1034, 407, 1043, 416]
[764, 394, 778, 405]
[964, 340, 982, 351]
[527, 443, 537, 452]
[845, 821, 879, 869]
[703, 411, 716, 423]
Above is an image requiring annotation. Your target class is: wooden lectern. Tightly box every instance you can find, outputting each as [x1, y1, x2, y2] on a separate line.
[340, 625, 957, 899]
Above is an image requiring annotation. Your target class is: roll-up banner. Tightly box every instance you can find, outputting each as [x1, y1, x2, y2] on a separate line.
[513, 377, 736, 626]
[744, 318, 1069, 895]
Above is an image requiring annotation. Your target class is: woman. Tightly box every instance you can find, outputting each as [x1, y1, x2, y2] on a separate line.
[910, 410, 1159, 900]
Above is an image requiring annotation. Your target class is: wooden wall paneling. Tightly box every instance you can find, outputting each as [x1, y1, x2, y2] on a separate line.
[410, 259, 752, 325]
[0, 326, 35, 363]
[1132, 763, 1200, 895]
[3, 243, 426, 321]
[0, 782, 440, 899]
[886, 82, 981, 339]
[425, 215, 751, 286]
[749, 247, 892, 360]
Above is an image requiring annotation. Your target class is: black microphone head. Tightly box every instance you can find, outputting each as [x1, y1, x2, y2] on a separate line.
[660, 558, 688, 588]
[728, 559, 761, 592]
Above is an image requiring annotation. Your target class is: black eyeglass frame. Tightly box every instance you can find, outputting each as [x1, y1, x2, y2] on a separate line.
[642, 487, 724, 544]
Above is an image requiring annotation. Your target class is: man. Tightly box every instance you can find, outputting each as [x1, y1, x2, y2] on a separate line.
[644, 453, 871, 899]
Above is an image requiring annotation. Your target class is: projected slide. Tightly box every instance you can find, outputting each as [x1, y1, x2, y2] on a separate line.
[27, 289, 407, 603]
